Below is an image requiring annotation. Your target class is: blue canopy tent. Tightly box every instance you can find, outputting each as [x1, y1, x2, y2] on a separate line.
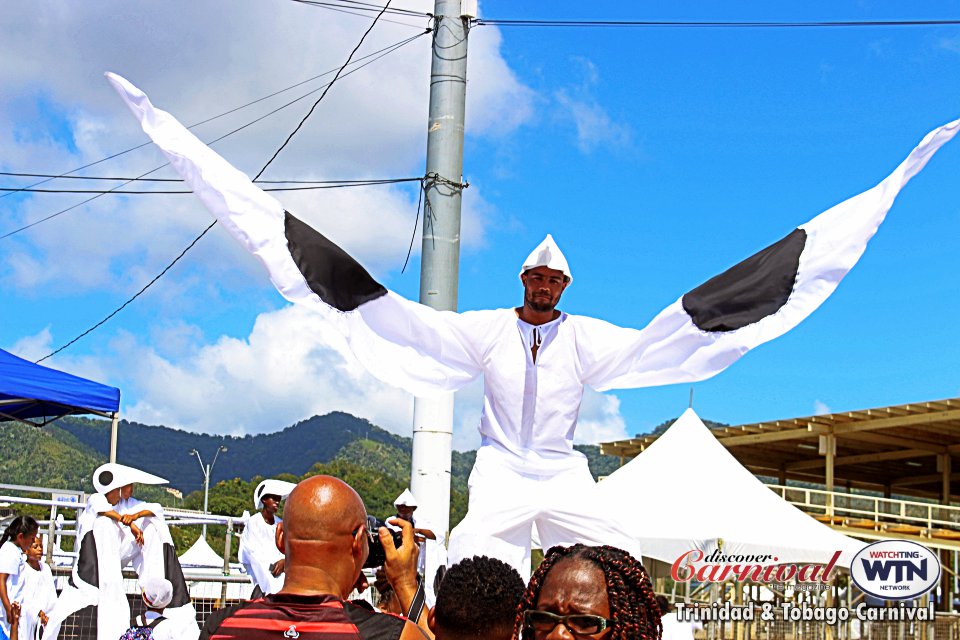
[0, 347, 122, 461]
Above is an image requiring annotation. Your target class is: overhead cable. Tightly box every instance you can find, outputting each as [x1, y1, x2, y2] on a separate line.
[473, 18, 960, 29]
[1, 31, 427, 202]
[36, 0, 400, 362]
[1, 177, 421, 195]
[2, 28, 428, 240]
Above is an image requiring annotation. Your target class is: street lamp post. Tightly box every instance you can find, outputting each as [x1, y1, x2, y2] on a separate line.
[189, 445, 227, 540]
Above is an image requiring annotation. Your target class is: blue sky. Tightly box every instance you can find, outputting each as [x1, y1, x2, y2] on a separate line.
[2, 1, 958, 450]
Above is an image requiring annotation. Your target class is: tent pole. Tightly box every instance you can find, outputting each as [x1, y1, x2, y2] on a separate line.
[109, 413, 119, 463]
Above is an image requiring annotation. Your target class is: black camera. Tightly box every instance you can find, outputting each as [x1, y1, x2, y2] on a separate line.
[363, 515, 404, 568]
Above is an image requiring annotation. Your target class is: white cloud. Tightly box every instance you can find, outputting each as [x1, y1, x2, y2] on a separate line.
[7, 327, 54, 362]
[813, 400, 831, 416]
[574, 388, 629, 444]
[552, 58, 632, 154]
[0, 1, 529, 295]
[106, 305, 416, 436]
[939, 35, 960, 55]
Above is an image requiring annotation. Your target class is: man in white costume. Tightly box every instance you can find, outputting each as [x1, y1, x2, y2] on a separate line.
[238, 479, 296, 596]
[45, 463, 162, 640]
[118, 482, 200, 639]
[107, 72, 959, 578]
[391, 489, 446, 607]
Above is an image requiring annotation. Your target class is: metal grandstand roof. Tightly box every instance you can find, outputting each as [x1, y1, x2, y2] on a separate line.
[600, 397, 960, 501]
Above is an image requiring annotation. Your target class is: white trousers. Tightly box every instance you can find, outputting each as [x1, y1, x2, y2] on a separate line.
[447, 448, 642, 581]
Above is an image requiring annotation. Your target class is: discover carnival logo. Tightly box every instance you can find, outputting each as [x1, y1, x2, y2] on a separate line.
[850, 540, 940, 600]
[671, 548, 841, 585]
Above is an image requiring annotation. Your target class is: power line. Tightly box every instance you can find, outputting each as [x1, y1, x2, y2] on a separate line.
[0, 171, 411, 184]
[1, 32, 427, 201]
[254, 0, 397, 180]
[473, 18, 960, 29]
[36, 0, 399, 363]
[35, 221, 217, 364]
[290, 0, 428, 19]
[2, 29, 428, 240]
[0, 177, 421, 194]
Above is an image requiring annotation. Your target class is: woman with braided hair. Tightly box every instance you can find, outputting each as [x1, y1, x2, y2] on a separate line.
[514, 544, 661, 640]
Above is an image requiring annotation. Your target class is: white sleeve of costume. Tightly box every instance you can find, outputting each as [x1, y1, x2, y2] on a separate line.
[577, 118, 959, 391]
[86, 493, 112, 515]
[107, 72, 484, 398]
[238, 515, 285, 594]
[107, 73, 957, 395]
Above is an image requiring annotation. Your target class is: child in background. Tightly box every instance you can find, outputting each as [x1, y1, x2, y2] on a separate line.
[0, 516, 39, 640]
[121, 577, 178, 640]
[19, 537, 57, 640]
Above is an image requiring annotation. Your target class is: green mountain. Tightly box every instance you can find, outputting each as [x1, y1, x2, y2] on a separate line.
[4, 411, 628, 556]
[56, 413, 411, 494]
[0, 421, 103, 489]
[53, 413, 625, 495]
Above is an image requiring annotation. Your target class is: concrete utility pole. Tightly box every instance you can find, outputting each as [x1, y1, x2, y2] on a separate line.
[410, 0, 474, 541]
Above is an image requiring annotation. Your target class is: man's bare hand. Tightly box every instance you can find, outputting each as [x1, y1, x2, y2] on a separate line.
[120, 514, 136, 526]
[270, 558, 285, 577]
[380, 517, 420, 602]
[130, 523, 144, 545]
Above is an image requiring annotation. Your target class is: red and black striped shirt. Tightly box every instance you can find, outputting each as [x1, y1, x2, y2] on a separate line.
[200, 593, 407, 640]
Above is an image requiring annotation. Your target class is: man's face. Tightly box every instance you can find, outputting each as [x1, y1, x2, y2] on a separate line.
[121, 484, 134, 500]
[105, 487, 122, 505]
[396, 505, 416, 522]
[521, 266, 569, 313]
[261, 495, 281, 515]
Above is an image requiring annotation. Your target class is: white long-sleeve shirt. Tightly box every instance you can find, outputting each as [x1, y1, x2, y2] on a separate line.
[238, 513, 284, 595]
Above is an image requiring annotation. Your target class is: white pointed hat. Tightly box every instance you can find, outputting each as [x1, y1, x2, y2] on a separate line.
[519, 234, 572, 282]
[254, 479, 297, 510]
[92, 463, 168, 495]
[394, 488, 418, 508]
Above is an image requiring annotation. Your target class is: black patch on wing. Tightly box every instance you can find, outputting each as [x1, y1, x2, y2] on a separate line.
[682, 228, 806, 332]
[163, 542, 192, 607]
[76, 531, 100, 587]
[285, 211, 388, 311]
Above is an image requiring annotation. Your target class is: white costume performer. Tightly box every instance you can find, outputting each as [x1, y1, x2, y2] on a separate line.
[238, 479, 295, 596]
[118, 492, 200, 638]
[392, 489, 447, 607]
[108, 73, 959, 576]
[45, 467, 132, 640]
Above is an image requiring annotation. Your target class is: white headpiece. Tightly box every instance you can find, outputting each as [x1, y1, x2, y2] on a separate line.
[519, 234, 572, 282]
[141, 577, 174, 609]
[254, 479, 297, 510]
[92, 463, 167, 495]
[394, 488, 418, 508]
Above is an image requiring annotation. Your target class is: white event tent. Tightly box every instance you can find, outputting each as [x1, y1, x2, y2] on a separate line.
[597, 409, 865, 567]
[179, 536, 254, 600]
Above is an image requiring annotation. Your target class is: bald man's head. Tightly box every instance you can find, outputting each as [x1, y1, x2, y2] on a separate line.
[283, 475, 367, 541]
[276, 475, 370, 597]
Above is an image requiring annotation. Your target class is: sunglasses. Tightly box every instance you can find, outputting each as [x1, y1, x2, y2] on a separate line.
[523, 610, 613, 636]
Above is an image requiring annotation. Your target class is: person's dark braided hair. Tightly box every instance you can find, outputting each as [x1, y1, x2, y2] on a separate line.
[0, 515, 39, 548]
[513, 544, 662, 640]
[434, 555, 525, 639]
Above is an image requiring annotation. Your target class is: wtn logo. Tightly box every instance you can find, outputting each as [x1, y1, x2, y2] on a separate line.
[851, 541, 939, 600]
[860, 558, 927, 583]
